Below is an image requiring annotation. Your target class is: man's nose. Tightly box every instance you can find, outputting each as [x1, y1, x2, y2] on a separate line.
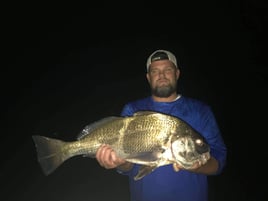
[158, 70, 166, 76]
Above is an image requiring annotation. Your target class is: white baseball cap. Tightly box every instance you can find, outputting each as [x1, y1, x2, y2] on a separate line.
[146, 49, 178, 72]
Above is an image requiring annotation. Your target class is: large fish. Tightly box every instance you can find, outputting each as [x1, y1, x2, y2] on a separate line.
[32, 111, 210, 180]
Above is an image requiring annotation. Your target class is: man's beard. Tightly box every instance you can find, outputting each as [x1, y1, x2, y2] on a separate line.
[151, 84, 177, 98]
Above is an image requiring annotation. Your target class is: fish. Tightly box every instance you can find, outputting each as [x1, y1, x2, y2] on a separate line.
[32, 111, 210, 180]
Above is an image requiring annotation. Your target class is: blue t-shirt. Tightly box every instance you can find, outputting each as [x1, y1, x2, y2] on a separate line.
[119, 95, 227, 201]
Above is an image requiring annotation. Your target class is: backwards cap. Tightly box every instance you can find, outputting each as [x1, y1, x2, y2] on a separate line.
[146, 49, 178, 72]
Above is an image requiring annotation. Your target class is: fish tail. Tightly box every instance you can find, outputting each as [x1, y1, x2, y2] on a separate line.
[32, 135, 70, 175]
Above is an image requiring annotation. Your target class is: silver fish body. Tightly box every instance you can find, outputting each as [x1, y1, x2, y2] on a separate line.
[32, 111, 210, 180]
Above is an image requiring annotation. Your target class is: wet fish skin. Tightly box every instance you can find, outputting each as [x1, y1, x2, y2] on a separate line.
[32, 111, 210, 180]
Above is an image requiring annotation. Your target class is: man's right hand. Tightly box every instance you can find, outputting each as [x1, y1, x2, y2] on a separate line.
[95, 144, 126, 169]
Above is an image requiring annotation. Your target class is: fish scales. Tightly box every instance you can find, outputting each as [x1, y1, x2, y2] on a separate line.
[121, 114, 178, 154]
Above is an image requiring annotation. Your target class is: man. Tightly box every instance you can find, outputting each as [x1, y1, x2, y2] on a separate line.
[96, 49, 227, 201]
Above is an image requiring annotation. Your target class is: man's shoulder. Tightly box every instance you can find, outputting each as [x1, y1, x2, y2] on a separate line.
[179, 96, 210, 111]
[181, 95, 208, 105]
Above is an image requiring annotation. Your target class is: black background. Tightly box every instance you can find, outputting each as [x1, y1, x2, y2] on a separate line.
[2, 1, 267, 201]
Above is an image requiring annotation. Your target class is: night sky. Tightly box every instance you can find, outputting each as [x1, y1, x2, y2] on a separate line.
[2, 1, 267, 201]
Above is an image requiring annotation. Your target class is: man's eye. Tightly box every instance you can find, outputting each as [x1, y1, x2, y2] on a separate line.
[150, 70, 158, 74]
[165, 68, 173, 72]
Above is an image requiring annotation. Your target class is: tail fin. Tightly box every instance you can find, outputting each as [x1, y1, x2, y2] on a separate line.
[32, 135, 69, 175]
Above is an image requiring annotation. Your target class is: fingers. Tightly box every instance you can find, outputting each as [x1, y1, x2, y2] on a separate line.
[173, 163, 181, 172]
[190, 161, 202, 170]
[96, 144, 113, 168]
[96, 144, 125, 169]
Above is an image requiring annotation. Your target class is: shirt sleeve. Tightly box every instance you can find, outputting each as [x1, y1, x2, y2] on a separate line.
[198, 106, 227, 175]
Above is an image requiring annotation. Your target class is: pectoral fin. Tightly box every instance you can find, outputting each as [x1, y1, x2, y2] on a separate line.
[127, 151, 161, 162]
[134, 165, 158, 181]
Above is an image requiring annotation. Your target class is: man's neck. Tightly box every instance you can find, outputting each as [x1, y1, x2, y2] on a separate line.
[152, 93, 180, 102]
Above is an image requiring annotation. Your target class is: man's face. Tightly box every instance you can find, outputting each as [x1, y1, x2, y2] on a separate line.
[146, 60, 180, 98]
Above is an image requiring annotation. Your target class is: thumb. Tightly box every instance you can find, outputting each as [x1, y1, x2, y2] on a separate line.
[173, 163, 181, 172]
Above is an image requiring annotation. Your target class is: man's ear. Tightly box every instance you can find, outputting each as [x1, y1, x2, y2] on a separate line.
[176, 69, 180, 80]
[146, 73, 151, 83]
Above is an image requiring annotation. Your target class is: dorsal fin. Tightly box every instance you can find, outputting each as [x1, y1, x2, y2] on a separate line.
[77, 116, 122, 139]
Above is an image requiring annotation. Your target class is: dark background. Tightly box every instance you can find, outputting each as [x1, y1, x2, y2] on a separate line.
[2, 1, 267, 201]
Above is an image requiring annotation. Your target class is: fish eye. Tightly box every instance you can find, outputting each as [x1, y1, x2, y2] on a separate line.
[195, 139, 204, 146]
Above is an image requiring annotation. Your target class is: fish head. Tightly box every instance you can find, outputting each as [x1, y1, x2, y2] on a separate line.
[170, 134, 210, 169]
